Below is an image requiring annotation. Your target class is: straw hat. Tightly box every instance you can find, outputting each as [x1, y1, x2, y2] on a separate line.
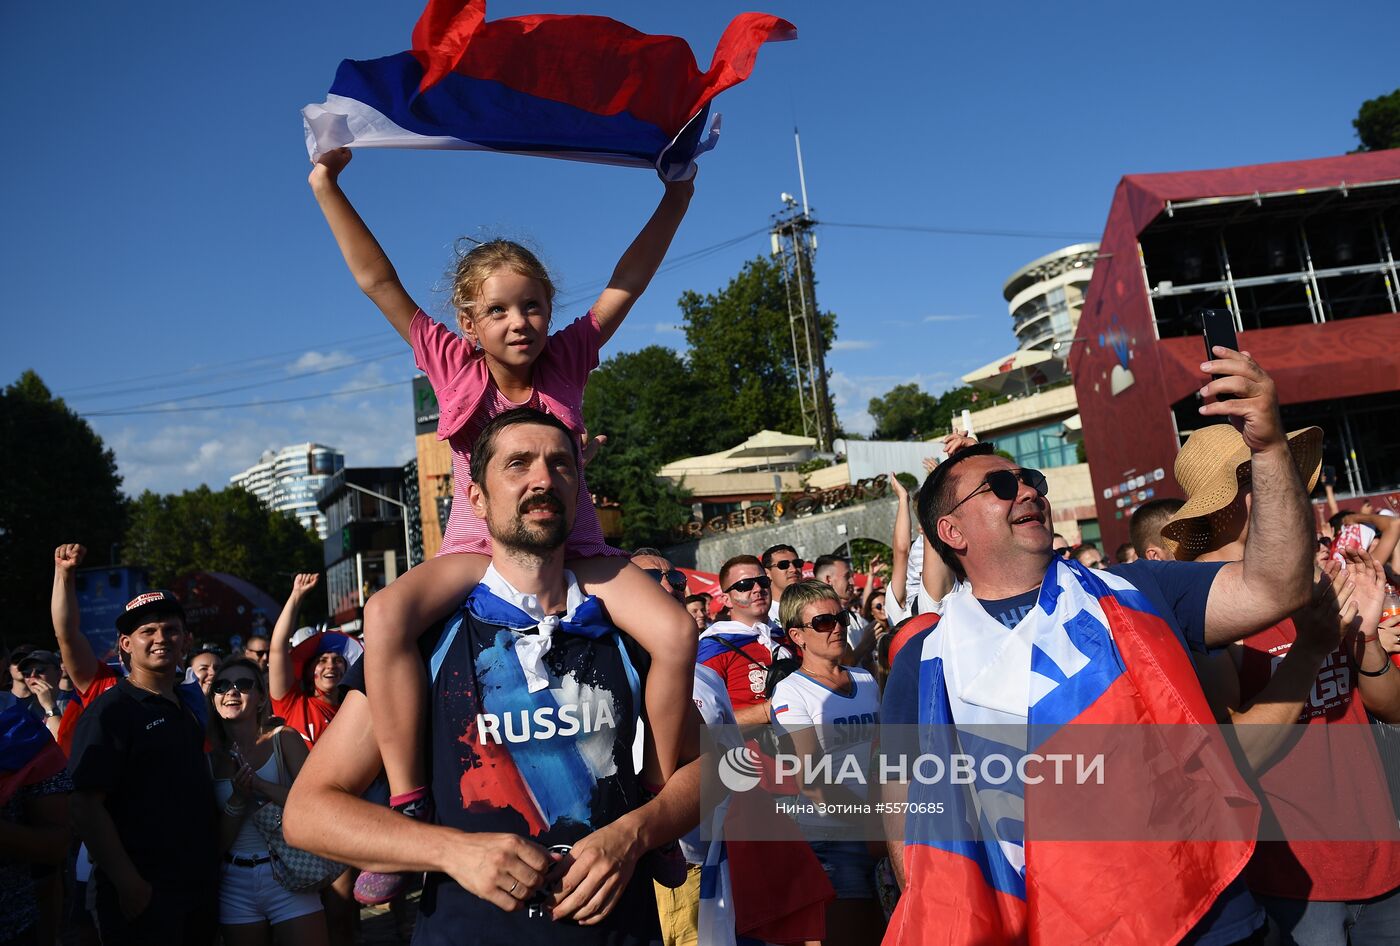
[1160, 423, 1322, 561]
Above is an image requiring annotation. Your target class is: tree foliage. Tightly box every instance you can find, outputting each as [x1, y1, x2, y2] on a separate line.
[0, 371, 127, 645]
[681, 255, 836, 445]
[582, 346, 699, 550]
[583, 254, 838, 549]
[867, 383, 981, 441]
[1354, 89, 1400, 152]
[868, 383, 939, 440]
[123, 485, 326, 623]
[583, 346, 712, 464]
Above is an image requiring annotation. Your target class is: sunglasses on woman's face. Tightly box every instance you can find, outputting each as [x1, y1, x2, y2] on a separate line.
[947, 468, 1048, 514]
[724, 575, 772, 594]
[795, 610, 850, 635]
[643, 568, 688, 591]
[212, 677, 257, 695]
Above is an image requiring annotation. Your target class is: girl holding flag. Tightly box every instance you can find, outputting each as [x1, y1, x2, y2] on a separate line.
[308, 148, 699, 901]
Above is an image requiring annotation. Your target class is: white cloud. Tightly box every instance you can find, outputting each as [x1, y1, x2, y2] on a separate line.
[653, 323, 684, 334]
[288, 350, 357, 372]
[831, 339, 875, 352]
[98, 362, 418, 496]
[922, 314, 980, 323]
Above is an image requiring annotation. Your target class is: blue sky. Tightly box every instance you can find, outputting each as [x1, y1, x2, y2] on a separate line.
[3, 0, 1393, 495]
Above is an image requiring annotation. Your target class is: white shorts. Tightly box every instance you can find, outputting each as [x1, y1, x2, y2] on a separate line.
[218, 858, 324, 926]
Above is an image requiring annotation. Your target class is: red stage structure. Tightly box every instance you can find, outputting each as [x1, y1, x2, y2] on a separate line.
[1072, 150, 1400, 553]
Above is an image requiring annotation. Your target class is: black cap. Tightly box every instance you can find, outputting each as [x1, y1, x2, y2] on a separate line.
[18, 649, 60, 673]
[115, 590, 186, 635]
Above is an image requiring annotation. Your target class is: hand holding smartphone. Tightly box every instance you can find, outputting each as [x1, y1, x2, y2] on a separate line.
[1200, 309, 1240, 402]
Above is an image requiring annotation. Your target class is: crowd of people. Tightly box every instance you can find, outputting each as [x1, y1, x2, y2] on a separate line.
[4, 152, 1400, 946]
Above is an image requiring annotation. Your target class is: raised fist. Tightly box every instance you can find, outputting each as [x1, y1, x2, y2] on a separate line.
[54, 544, 87, 572]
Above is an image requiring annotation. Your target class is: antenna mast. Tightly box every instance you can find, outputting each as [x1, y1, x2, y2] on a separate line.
[769, 127, 833, 451]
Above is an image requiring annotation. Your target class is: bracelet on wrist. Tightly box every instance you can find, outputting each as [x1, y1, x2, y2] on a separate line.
[1358, 659, 1393, 678]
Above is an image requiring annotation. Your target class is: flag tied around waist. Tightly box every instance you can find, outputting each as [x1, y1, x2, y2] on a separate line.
[302, 0, 797, 181]
[885, 560, 1259, 945]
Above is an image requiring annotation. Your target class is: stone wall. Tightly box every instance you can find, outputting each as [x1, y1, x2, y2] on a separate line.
[665, 497, 900, 572]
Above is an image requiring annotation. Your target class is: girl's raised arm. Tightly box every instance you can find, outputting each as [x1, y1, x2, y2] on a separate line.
[590, 177, 695, 346]
[309, 148, 420, 344]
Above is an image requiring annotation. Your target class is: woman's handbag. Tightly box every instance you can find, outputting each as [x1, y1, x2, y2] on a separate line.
[250, 731, 346, 892]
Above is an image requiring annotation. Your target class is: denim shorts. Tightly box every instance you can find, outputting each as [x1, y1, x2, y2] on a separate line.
[219, 858, 323, 926]
[808, 839, 877, 900]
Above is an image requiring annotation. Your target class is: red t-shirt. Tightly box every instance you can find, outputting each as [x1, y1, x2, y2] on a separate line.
[272, 690, 339, 745]
[698, 631, 779, 710]
[57, 663, 121, 756]
[1237, 619, 1400, 900]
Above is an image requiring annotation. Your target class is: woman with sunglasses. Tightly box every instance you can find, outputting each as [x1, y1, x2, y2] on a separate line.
[772, 580, 886, 945]
[851, 591, 891, 685]
[208, 659, 328, 946]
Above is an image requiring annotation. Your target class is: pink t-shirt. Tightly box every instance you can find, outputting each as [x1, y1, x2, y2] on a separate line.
[411, 309, 619, 558]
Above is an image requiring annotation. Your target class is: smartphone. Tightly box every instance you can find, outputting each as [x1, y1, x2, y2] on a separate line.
[1199, 309, 1239, 402]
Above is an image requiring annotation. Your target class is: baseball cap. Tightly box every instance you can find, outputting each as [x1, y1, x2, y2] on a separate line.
[18, 649, 61, 674]
[115, 590, 187, 635]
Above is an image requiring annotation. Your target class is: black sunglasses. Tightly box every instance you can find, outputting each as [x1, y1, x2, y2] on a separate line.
[212, 677, 258, 695]
[947, 468, 1048, 515]
[724, 575, 772, 594]
[794, 610, 850, 634]
[643, 568, 688, 591]
[766, 557, 805, 572]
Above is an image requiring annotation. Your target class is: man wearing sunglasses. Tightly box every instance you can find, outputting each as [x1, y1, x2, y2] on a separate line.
[761, 545, 805, 626]
[631, 547, 689, 604]
[881, 349, 1316, 945]
[697, 555, 793, 731]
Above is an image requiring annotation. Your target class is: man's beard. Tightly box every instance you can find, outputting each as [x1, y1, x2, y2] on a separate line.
[494, 492, 570, 556]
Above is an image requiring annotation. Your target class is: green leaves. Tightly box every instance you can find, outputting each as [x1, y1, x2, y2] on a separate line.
[122, 485, 326, 623]
[1353, 88, 1400, 152]
[581, 254, 836, 549]
[0, 371, 126, 645]
[868, 383, 978, 441]
[681, 255, 835, 442]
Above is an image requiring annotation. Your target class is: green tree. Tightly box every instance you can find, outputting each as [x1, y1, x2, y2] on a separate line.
[583, 346, 703, 550]
[866, 383, 981, 441]
[0, 371, 127, 645]
[583, 346, 710, 468]
[680, 256, 836, 446]
[123, 485, 326, 622]
[1354, 89, 1400, 152]
[931, 386, 981, 436]
[868, 383, 940, 440]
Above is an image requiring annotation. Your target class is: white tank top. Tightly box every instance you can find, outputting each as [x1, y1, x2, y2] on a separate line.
[214, 747, 280, 855]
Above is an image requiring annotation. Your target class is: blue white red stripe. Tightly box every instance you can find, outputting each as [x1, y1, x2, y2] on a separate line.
[303, 0, 796, 181]
[885, 560, 1259, 945]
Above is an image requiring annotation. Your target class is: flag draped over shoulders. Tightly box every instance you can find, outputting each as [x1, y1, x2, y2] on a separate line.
[302, 0, 796, 181]
[886, 561, 1259, 945]
[0, 698, 67, 807]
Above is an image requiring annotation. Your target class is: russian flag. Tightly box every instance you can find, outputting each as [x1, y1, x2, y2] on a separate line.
[303, 0, 797, 181]
[0, 699, 66, 807]
[885, 563, 1259, 945]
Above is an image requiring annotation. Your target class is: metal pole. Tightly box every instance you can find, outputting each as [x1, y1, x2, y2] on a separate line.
[794, 127, 810, 218]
